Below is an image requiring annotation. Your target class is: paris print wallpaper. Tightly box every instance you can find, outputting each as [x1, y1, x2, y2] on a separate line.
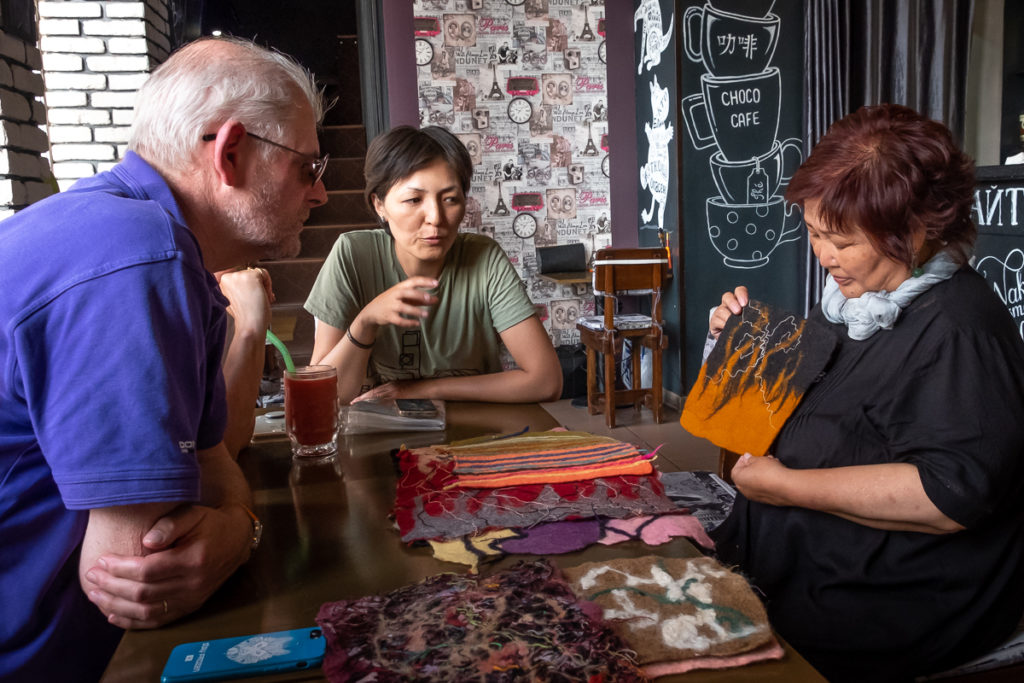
[412, 0, 612, 348]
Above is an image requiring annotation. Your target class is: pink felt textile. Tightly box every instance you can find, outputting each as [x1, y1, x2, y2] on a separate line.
[599, 513, 713, 548]
[642, 637, 786, 678]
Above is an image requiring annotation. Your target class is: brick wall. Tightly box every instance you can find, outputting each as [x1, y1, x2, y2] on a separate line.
[37, 0, 171, 190]
[0, 29, 52, 218]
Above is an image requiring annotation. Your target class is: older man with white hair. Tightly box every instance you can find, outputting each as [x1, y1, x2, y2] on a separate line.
[0, 37, 327, 680]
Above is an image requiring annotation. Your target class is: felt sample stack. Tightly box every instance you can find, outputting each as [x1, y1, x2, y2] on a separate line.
[392, 430, 711, 569]
[445, 430, 657, 487]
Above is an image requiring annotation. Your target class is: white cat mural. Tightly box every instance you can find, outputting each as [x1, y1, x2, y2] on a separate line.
[634, 0, 674, 75]
[640, 75, 673, 229]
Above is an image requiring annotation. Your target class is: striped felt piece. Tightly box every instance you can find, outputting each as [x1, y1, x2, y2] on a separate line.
[446, 431, 656, 489]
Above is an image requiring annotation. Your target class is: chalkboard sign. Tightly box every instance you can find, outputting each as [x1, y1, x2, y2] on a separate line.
[973, 165, 1024, 338]
[678, 0, 805, 388]
[633, 0, 805, 393]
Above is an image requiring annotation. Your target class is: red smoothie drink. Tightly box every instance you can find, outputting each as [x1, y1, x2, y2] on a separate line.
[284, 365, 338, 457]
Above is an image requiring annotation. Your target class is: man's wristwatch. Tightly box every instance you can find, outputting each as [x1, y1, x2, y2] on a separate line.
[240, 503, 263, 553]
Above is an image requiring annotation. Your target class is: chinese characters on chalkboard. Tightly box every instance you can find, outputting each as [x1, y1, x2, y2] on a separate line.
[680, 0, 802, 270]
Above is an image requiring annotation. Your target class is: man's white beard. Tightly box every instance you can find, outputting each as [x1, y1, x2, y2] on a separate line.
[224, 176, 301, 261]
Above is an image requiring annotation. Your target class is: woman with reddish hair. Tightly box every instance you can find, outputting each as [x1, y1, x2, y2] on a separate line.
[707, 104, 1024, 680]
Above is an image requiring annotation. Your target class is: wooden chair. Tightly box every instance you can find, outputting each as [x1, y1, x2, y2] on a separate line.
[576, 247, 669, 428]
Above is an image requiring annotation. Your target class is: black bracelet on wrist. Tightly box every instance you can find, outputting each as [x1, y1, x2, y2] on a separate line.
[346, 327, 374, 350]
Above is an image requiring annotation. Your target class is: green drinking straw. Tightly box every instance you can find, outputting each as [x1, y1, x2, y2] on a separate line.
[265, 329, 295, 373]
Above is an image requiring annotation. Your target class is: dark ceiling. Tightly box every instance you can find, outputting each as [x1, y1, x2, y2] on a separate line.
[171, 0, 357, 78]
[168, 0, 363, 126]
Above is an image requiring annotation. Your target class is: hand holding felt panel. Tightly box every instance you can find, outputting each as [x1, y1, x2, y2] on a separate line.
[729, 453, 794, 505]
[681, 299, 837, 456]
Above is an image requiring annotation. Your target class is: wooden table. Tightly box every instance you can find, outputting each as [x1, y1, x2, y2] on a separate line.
[101, 402, 823, 682]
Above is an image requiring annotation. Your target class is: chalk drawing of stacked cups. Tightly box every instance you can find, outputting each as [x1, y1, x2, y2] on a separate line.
[681, 0, 802, 269]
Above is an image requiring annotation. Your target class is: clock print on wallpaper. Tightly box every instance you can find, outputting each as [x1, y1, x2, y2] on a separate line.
[507, 97, 533, 124]
[415, 38, 433, 66]
[512, 212, 538, 239]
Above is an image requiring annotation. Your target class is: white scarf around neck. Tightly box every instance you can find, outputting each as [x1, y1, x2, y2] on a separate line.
[820, 250, 960, 340]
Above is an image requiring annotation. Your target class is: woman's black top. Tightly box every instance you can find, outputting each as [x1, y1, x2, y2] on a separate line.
[712, 267, 1024, 682]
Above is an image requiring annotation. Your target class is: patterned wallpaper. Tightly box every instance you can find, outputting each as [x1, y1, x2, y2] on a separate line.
[413, 0, 611, 347]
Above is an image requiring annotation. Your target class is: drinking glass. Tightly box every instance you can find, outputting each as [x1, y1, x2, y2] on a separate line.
[284, 365, 339, 458]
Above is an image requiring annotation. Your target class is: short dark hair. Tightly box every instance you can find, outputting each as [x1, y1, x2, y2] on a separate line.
[786, 103, 976, 267]
[363, 126, 473, 224]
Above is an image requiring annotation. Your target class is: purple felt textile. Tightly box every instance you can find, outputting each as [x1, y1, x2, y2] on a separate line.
[499, 519, 602, 554]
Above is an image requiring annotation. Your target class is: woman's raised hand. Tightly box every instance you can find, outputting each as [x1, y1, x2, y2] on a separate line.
[360, 276, 439, 330]
[709, 286, 749, 339]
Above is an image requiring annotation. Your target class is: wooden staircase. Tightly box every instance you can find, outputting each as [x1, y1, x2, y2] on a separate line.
[260, 33, 373, 367]
[262, 125, 375, 367]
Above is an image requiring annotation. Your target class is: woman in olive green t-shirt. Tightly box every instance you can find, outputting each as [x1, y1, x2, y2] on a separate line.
[305, 125, 562, 405]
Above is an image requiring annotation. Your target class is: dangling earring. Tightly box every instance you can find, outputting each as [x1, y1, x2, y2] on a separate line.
[911, 255, 923, 278]
[378, 214, 391, 236]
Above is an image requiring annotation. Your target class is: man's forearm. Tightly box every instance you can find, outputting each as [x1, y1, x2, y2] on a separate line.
[220, 329, 264, 457]
[197, 444, 253, 509]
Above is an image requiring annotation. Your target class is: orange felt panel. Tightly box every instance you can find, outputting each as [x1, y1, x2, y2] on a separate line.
[681, 300, 837, 456]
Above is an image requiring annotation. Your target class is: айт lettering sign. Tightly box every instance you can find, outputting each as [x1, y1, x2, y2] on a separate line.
[973, 170, 1024, 338]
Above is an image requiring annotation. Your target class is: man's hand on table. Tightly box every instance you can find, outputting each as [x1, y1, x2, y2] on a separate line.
[83, 503, 252, 629]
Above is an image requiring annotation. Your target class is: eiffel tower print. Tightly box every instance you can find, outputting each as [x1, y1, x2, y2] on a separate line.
[493, 180, 510, 216]
[582, 120, 599, 156]
[578, 5, 595, 41]
[487, 63, 504, 100]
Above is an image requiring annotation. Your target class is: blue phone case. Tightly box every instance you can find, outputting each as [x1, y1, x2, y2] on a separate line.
[160, 627, 325, 682]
